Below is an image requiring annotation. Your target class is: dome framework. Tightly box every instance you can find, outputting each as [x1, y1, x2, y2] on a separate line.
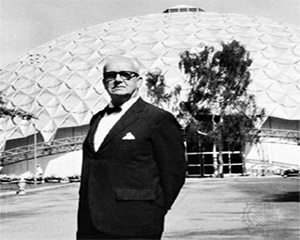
[0, 9, 300, 150]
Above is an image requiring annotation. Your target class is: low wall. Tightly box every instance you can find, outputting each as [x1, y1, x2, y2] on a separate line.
[2, 150, 82, 177]
[245, 142, 300, 169]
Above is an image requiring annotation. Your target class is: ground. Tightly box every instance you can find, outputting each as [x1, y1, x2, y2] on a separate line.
[0, 177, 299, 240]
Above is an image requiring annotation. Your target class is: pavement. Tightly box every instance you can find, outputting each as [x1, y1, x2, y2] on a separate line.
[0, 177, 299, 240]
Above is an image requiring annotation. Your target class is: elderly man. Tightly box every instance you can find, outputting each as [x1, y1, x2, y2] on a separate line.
[77, 56, 187, 239]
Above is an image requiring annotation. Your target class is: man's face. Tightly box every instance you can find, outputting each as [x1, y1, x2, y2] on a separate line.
[103, 57, 142, 98]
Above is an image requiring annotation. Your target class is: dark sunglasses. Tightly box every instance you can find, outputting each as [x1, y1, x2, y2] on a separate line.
[103, 71, 139, 81]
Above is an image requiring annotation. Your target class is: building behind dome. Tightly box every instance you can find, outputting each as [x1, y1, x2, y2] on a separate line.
[1, 6, 299, 175]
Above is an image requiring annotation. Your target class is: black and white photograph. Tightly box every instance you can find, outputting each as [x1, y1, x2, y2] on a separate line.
[0, 0, 299, 239]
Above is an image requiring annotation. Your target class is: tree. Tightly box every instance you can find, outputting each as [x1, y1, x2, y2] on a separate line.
[144, 68, 183, 115]
[144, 68, 172, 108]
[0, 92, 35, 120]
[178, 40, 264, 177]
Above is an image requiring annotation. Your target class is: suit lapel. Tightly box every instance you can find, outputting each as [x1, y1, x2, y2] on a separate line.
[97, 98, 144, 152]
[86, 110, 105, 154]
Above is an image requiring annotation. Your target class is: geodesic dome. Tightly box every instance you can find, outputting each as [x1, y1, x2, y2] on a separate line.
[1, 6, 300, 149]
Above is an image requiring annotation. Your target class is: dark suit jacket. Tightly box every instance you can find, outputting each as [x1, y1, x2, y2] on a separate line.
[78, 98, 187, 236]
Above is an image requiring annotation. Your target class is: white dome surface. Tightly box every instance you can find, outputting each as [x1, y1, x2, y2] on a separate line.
[1, 11, 300, 144]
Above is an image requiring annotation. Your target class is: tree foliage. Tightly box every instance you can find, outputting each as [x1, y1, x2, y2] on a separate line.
[144, 69, 172, 108]
[178, 40, 264, 176]
[179, 40, 263, 143]
[0, 92, 35, 120]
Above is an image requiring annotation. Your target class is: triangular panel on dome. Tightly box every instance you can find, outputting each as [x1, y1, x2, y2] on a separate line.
[163, 26, 190, 37]
[151, 42, 169, 56]
[38, 71, 63, 88]
[41, 83, 69, 101]
[83, 66, 102, 86]
[136, 15, 166, 30]
[183, 34, 204, 48]
[198, 12, 225, 25]
[254, 91, 278, 111]
[150, 57, 169, 70]
[18, 119, 35, 137]
[80, 38, 106, 54]
[52, 40, 78, 54]
[57, 30, 83, 42]
[151, 30, 169, 42]
[161, 37, 187, 50]
[118, 39, 136, 53]
[0, 81, 9, 93]
[3, 59, 23, 72]
[279, 94, 300, 108]
[269, 81, 295, 96]
[61, 112, 89, 127]
[161, 50, 181, 66]
[130, 43, 157, 55]
[202, 26, 228, 38]
[271, 103, 297, 120]
[91, 95, 110, 114]
[69, 43, 95, 57]
[291, 44, 300, 57]
[168, 13, 198, 24]
[80, 50, 104, 66]
[15, 63, 42, 82]
[40, 120, 58, 137]
[280, 51, 300, 64]
[38, 107, 68, 133]
[61, 113, 80, 126]
[276, 72, 300, 84]
[285, 63, 300, 77]
[43, 95, 61, 108]
[227, 24, 256, 36]
[70, 101, 90, 114]
[0, 70, 18, 90]
[40, 58, 70, 73]
[13, 90, 35, 108]
[77, 33, 100, 44]
[263, 61, 285, 77]
[47, 45, 72, 61]
[249, 51, 268, 66]
[66, 55, 95, 71]
[36, 89, 57, 107]
[132, 51, 159, 63]
[7, 126, 26, 140]
[260, 32, 291, 45]
[13, 75, 35, 90]
[98, 43, 126, 56]
[65, 72, 91, 90]
[62, 90, 84, 112]
[74, 87, 101, 109]
[258, 20, 287, 33]
[37, 104, 67, 123]
[0, 117, 17, 141]
[183, 23, 201, 33]
[262, 45, 290, 60]
[92, 81, 107, 97]
[255, 77, 271, 93]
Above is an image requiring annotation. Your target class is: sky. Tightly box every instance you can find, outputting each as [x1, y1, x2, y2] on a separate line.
[0, 0, 299, 69]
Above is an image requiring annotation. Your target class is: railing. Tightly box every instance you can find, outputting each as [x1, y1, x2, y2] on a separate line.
[0, 136, 86, 166]
[1, 128, 299, 167]
[260, 128, 300, 144]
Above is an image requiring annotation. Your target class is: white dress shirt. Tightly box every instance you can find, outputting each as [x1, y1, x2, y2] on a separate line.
[93, 97, 139, 151]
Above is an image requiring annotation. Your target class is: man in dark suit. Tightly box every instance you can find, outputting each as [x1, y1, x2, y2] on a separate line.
[77, 56, 187, 239]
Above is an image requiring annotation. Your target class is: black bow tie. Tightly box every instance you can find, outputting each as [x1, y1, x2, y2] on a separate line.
[105, 106, 122, 115]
